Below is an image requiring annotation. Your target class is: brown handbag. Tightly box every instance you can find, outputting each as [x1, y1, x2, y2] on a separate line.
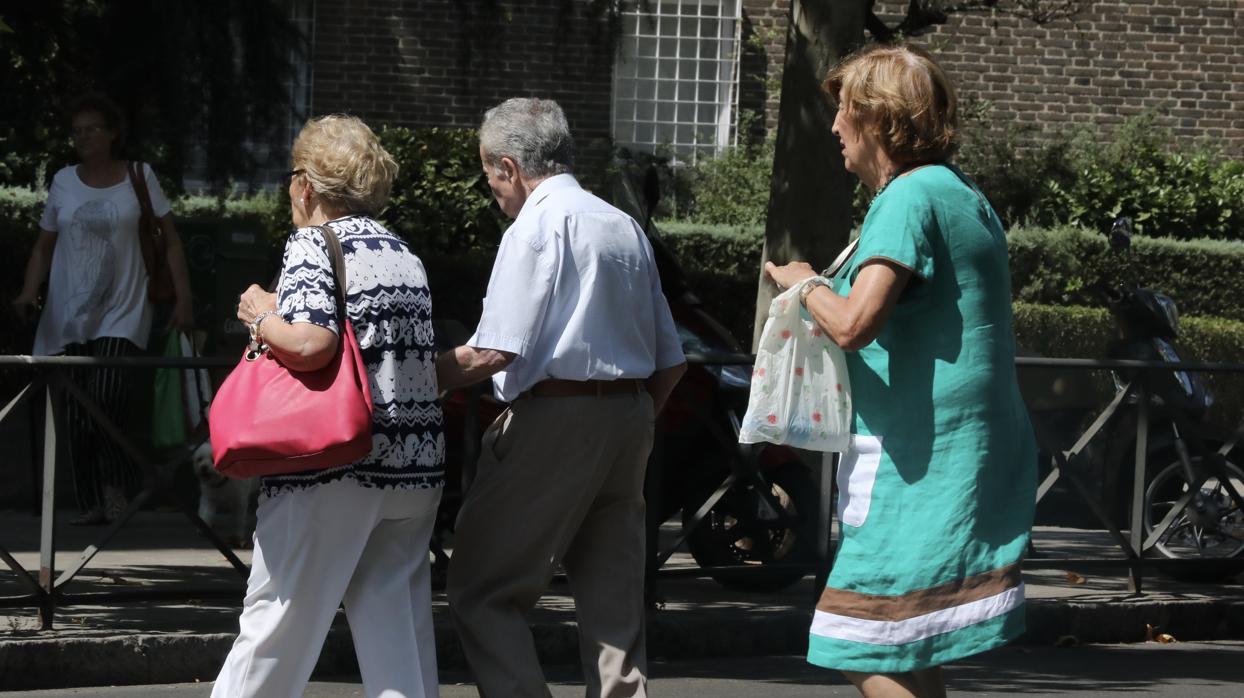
[128, 161, 175, 302]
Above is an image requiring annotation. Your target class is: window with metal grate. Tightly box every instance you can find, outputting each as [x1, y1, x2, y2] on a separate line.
[611, 0, 743, 163]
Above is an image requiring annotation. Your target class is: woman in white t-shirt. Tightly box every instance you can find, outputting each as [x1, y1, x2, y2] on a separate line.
[13, 93, 194, 525]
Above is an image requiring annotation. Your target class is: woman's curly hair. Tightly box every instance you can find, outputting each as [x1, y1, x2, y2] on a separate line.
[292, 115, 399, 216]
[824, 43, 958, 165]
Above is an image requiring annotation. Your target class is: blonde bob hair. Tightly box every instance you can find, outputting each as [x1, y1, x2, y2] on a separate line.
[291, 115, 398, 215]
[824, 43, 958, 165]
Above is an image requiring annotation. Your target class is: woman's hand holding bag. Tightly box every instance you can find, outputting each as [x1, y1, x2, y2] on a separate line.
[208, 226, 374, 479]
[739, 277, 852, 453]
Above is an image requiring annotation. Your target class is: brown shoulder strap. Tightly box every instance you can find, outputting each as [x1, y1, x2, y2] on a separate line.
[128, 161, 161, 235]
[129, 162, 152, 213]
[315, 224, 349, 329]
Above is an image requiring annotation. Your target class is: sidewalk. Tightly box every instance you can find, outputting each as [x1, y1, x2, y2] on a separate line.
[2, 510, 1243, 691]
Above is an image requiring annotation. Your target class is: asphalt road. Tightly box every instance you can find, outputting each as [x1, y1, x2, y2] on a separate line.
[7, 642, 1244, 697]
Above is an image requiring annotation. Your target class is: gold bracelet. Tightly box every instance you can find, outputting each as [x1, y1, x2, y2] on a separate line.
[250, 310, 279, 344]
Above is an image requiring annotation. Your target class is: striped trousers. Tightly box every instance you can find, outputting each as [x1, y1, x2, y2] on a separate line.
[60, 337, 142, 513]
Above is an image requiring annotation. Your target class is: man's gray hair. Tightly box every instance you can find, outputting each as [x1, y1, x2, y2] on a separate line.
[479, 98, 575, 178]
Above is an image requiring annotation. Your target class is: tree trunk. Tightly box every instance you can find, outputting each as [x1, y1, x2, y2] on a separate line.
[753, 0, 866, 349]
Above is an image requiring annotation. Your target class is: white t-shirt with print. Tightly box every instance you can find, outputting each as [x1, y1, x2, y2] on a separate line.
[34, 163, 172, 355]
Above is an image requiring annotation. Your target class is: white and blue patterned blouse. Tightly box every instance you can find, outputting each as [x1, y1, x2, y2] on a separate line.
[260, 215, 445, 497]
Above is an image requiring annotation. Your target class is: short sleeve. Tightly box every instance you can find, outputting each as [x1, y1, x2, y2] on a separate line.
[469, 228, 555, 357]
[143, 163, 172, 217]
[38, 177, 60, 232]
[851, 183, 936, 284]
[645, 239, 686, 370]
[277, 227, 339, 335]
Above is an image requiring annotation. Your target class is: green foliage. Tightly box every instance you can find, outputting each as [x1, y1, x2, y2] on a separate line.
[954, 104, 1077, 229]
[653, 221, 1244, 343]
[0, 2, 300, 191]
[1041, 114, 1244, 240]
[1008, 226, 1244, 322]
[656, 108, 1243, 241]
[956, 109, 1244, 240]
[674, 138, 775, 226]
[177, 192, 290, 236]
[378, 126, 505, 254]
[1011, 303, 1115, 359]
[655, 221, 764, 278]
[1012, 302, 1244, 426]
[653, 222, 764, 343]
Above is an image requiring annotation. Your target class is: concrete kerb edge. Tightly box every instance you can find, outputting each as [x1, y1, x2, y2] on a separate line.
[2, 600, 1243, 691]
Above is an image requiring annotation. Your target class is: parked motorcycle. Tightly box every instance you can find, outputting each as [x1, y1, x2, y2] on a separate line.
[1097, 217, 1244, 577]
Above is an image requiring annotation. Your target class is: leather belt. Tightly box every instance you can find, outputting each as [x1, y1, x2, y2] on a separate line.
[521, 378, 646, 399]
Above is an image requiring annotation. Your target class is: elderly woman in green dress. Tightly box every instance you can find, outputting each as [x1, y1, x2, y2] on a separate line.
[766, 44, 1037, 698]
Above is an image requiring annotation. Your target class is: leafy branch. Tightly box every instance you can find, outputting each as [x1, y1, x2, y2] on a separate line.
[865, 0, 1088, 42]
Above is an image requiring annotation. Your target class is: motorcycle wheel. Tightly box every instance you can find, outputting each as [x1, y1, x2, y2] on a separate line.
[1142, 448, 1244, 582]
[683, 462, 819, 592]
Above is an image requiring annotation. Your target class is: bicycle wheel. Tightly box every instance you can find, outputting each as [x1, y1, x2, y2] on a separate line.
[1142, 450, 1244, 574]
[684, 463, 818, 592]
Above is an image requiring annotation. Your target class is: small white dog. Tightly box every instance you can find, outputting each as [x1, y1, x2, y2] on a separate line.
[191, 441, 257, 548]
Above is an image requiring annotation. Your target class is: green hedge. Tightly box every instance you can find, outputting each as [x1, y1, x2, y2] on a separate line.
[658, 112, 1244, 240]
[1013, 302, 1244, 427]
[1008, 226, 1244, 323]
[655, 222, 1244, 326]
[655, 221, 764, 279]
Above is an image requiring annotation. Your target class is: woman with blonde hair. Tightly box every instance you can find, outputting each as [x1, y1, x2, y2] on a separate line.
[767, 44, 1036, 697]
[212, 115, 445, 698]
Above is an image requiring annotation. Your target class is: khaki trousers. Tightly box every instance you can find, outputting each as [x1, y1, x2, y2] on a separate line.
[448, 391, 655, 698]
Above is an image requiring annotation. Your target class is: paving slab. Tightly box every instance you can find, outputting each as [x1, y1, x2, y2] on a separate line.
[1, 511, 1242, 691]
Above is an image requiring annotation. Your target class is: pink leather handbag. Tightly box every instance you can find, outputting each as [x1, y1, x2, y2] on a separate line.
[209, 226, 374, 479]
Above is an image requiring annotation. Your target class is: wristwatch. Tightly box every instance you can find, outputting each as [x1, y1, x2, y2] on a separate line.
[799, 277, 832, 306]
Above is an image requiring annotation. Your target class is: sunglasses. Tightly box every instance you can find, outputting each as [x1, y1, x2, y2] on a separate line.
[283, 168, 305, 185]
[71, 124, 108, 139]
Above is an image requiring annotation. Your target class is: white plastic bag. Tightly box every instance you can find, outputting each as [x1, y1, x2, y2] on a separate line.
[739, 277, 852, 452]
[179, 332, 213, 430]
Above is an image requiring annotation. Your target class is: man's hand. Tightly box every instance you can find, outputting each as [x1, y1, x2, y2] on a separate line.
[237, 284, 277, 325]
[437, 346, 516, 394]
[764, 261, 817, 291]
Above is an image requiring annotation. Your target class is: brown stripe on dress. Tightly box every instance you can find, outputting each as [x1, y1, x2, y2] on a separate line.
[816, 562, 1023, 622]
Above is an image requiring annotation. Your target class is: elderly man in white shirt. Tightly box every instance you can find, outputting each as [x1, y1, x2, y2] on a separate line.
[437, 98, 686, 698]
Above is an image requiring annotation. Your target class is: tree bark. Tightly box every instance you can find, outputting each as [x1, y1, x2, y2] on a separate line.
[753, 0, 867, 349]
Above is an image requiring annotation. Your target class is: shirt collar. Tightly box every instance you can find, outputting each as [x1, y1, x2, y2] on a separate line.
[519, 173, 580, 216]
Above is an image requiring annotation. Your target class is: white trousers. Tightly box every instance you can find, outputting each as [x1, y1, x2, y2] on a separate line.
[212, 479, 443, 698]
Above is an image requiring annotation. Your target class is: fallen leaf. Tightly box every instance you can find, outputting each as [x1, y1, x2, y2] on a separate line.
[1145, 623, 1158, 641]
[1064, 571, 1087, 585]
[1157, 633, 1177, 644]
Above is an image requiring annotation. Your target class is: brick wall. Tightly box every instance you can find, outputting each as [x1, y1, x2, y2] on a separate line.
[871, 0, 1244, 154]
[739, 0, 789, 141]
[310, 2, 1242, 163]
[311, 0, 616, 177]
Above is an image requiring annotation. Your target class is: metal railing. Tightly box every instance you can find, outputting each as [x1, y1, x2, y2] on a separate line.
[645, 352, 1244, 599]
[3, 352, 1244, 630]
[0, 355, 239, 630]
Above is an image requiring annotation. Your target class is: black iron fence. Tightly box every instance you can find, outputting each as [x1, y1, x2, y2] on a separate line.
[2, 353, 1244, 630]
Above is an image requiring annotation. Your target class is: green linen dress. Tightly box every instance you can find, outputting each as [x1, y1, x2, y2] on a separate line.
[806, 164, 1037, 673]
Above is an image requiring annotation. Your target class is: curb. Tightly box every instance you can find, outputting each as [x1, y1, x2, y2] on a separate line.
[2, 601, 1243, 691]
